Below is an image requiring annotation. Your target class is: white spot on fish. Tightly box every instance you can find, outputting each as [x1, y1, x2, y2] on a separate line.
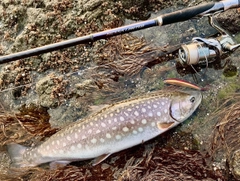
[148, 112, 153, 117]
[91, 138, 97, 144]
[142, 108, 146, 113]
[82, 135, 87, 139]
[57, 140, 60, 145]
[116, 109, 120, 113]
[133, 130, 138, 134]
[101, 122, 106, 127]
[142, 119, 147, 124]
[157, 112, 161, 116]
[151, 122, 156, 127]
[114, 118, 117, 122]
[127, 108, 132, 111]
[67, 136, 71, 141]
[120, 116, 125, 121]
[134, 111, 139, 116]
[52, 141, 55, 145]
[110, 113, 113, 117]
[124, 112, 129, 116]
[116, 135, 121, 140]
[130, 120, 135, 124]
[46, 146, 50, 150]
[161, 102, 165, 106]
[112, 126, 117, 130]
[108, 119, 112, 124]
[153, 104, 157, 108]
[90, 122, 93, 126]
[75, 133, 78, 139]
[100, 138, 105, 143]
[96, 129, 101, 133]
[88, 129, 92, 134]
[138, 127, 143, 132]
[77, 143, 82, 148]
[71, 145, 75, 151]
[123, 127, 129, 132]
[63, 142, 67, 147]
[106, 133, 111, 138]
[164, 109, 167, 113]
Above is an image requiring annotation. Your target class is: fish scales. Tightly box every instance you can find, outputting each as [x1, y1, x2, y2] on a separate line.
[7, 90, 202, 167]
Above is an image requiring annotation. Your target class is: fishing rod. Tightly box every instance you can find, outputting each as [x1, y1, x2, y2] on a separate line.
[0, 0, 239, 64]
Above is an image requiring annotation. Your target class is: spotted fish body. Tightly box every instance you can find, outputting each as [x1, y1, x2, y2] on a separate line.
[8, 90, 202, 167]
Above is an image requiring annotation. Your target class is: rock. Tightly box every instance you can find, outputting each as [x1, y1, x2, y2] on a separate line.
[215, 8, 240, 34]
[231, 149, 240, 180]
[35, 75, 58, 108]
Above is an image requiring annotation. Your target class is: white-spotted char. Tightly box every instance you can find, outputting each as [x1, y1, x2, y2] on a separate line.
[7, 90, 202, 168]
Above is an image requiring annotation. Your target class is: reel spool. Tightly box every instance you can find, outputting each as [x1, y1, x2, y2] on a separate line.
[178, 42, 217, 65]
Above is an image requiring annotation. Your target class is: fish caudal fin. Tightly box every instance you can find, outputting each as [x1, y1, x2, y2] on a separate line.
[7, 143, 29, 168]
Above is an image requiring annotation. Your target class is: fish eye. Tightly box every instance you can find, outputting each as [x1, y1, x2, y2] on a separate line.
[190, 97, 195, 103]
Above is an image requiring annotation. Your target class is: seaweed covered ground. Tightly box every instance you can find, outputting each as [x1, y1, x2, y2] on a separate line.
[0, 0, 240, 180]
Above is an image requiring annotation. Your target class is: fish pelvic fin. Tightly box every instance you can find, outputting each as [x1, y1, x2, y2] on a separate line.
[50, 161, 71, 169]
[92, 153, 111, 166]
[7, 143, 34, 168]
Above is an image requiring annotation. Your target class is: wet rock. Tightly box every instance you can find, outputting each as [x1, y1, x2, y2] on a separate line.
[80, 0, 102, 11]
[75, 79, 98, 97]
[215, 9, 240, 34]
[231, 149, 240, 180]
[35, 75, 58, 108]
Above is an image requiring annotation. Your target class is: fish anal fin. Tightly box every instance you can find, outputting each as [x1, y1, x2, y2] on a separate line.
[50, 161, 71, 169]
[92, 153, 111, 166]
[157, 122, 175, 130]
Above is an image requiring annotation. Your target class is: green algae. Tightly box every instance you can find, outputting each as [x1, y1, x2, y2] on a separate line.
[217, 79, 240, 100]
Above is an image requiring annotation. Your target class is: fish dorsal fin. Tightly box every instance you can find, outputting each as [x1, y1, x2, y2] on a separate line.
[157, 122, 175, 130]
[89, 104, 109, 113]
[92, 153, 111, 166]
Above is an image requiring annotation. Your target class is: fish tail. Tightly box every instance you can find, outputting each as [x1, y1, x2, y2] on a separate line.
[7, 143, 32, 168]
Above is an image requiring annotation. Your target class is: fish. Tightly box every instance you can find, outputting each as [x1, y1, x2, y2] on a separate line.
[7, 89, 202, 168]
[164, 78, 208, 91]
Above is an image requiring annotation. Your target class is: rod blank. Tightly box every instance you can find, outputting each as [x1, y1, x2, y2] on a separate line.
[0, 0, 239, 64]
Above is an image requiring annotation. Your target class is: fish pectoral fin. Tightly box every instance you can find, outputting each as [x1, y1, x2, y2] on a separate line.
[157, 122, 175, 130]
[50, 161, 71, 169]
[92, 153, 111, 166]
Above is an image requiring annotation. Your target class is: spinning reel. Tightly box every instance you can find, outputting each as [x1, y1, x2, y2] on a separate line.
[178, 16, 240, 65]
